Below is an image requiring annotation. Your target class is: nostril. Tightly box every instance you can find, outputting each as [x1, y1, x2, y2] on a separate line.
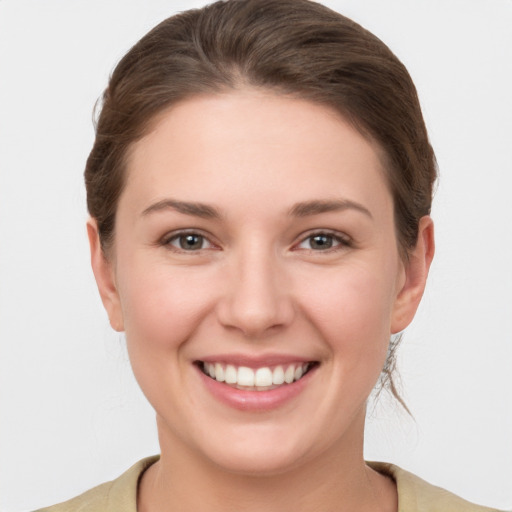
[217, 294, 295, 337]
[214, 256, 296, 336]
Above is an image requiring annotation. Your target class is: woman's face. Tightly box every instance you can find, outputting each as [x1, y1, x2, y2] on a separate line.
[90, 90, 430, 474]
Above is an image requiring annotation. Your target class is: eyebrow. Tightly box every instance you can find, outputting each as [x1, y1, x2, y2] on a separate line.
[288, 199, 373, 219]
[141, 197, 372, 220]
[141, 199, 222, 219]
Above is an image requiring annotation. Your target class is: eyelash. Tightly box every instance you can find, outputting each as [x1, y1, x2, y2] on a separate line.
[294, 230, 352, 253]
[161, 230, 217, 252]
[161, 229, 352, 254]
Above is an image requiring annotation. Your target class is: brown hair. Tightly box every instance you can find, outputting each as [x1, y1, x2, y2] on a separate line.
[85, 0, 436, 408]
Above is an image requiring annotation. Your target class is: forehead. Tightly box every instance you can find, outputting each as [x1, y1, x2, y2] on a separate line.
[122, 90, 392, 219]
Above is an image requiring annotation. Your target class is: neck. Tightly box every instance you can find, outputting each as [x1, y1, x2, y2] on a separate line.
[138, 413, 397, 512]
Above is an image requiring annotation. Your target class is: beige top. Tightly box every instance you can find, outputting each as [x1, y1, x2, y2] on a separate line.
[35, 456, 502, 512]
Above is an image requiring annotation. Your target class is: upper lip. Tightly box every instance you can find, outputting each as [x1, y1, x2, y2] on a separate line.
[197, 353, 318, 368]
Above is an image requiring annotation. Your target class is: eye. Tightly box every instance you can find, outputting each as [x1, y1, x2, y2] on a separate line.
[165, 232, 214, 251]
[296, 232, 350, 251]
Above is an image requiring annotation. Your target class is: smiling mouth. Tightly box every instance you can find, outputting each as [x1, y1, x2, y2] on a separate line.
[197, 361, 318, 391]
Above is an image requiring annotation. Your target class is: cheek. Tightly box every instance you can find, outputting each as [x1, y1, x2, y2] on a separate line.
[117, 260, 217, 354]
[297, 263, 396, 363]
[115, 260, 220, 414]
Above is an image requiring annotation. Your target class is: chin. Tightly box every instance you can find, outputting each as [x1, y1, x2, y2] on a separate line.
[208, 444, 309, 477]
[191, 420, 328, 477]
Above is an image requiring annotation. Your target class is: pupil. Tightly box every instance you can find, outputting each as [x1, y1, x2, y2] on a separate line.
[311, 235, 332, 250]
[180, 234, 202, 250]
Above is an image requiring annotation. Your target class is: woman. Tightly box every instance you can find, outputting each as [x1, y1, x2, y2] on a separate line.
[16, 0, 505, 510]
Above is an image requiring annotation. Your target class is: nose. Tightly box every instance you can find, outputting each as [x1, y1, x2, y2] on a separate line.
[216, 245, 295, 338]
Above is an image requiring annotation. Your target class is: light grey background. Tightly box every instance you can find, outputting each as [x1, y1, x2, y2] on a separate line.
[1, 1, 511, 510]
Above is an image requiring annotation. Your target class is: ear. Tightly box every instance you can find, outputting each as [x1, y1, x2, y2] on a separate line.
[87, 218, 124, 332]
[391, 216, 435, 334]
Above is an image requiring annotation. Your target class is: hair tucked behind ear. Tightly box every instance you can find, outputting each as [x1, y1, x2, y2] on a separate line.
[85, 0, 437, 410]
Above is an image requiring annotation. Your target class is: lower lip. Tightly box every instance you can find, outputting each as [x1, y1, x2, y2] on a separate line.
[196, 365, 317, 412]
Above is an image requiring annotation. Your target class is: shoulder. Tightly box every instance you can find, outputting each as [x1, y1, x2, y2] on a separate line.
[368, 461, 503, 512]
[33, 456, 159, 512]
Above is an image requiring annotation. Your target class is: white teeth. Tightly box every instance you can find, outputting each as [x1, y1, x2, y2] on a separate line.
[214, 363, 225, 382]
[284, 365, 295, 384]
[203, 361, 312, 388]
[272, 365, 285, 385]
[237, 366, 255, 387]
[255, 367, 273, 387]
[225, 364, 237, 384]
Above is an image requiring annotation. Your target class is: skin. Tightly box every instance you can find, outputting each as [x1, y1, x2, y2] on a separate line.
[88, 90, 434, 512]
